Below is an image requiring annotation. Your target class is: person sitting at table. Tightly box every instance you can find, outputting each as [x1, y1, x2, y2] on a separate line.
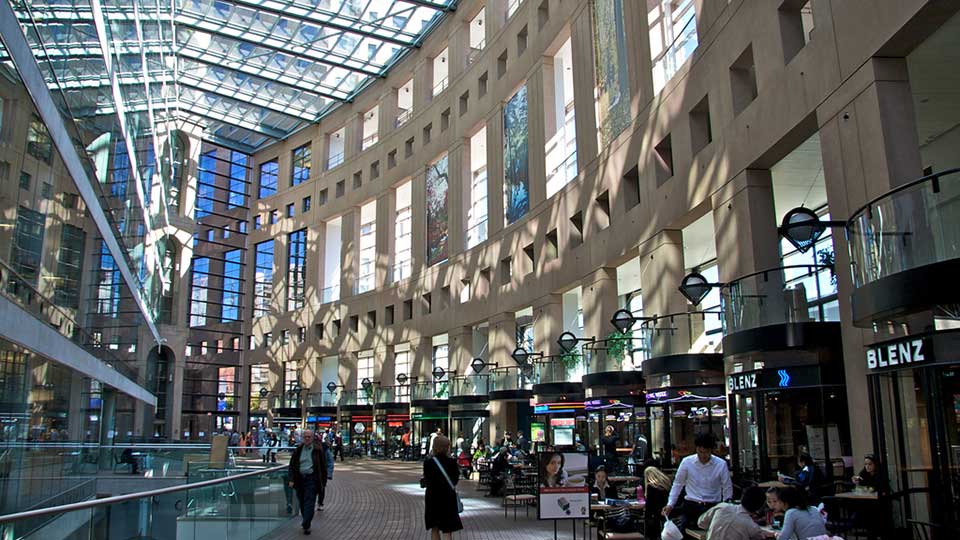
[643, 466, 671, 539]
[662, 433, 733, 532]
[591, 466, 619, 499]
[540, 452, 568, 488]
[764, 488, 785, 527]
[778, 453, 824, 502]
[775, 486, 827, 540]
[120, 447, 140, 474]
[485, 446, 511, 497]
[697, 486, 773, 540]
[852, 454, 888, 494]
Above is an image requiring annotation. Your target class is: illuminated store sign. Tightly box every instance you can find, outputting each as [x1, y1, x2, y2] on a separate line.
[534, 402, 585, 414]
[866, 337, 930, 371]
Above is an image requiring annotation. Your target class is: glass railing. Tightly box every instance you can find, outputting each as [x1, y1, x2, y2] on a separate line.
[327, 152, 344, 169]
[0, 259, 141, 384]
[339, 389, 373, 407]
[490, 366, 533, 393]
[411, 381, 449, 401]
[638, 311, 725, 360]
[533, 354, 585, 385]
[320, 284, 340, 304]
[396, 108, 413, 127]
[450, 374, 490, 397]
[305, 392, 338, 408]
[0, 463, 289, 540]
[361, 133, 378, 150]
[582, 335, 644, 374]
[846, 168, 960, 288]
[721, 265, 839, 335]
[376, 385, 410, 404]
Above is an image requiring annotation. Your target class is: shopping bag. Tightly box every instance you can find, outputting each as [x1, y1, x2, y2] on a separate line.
[661, 519, 683, 540]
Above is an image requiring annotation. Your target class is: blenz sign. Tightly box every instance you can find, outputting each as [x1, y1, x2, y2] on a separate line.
[866, 337, 930, 371]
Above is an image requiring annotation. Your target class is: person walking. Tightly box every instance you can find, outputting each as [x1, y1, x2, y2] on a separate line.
[429, 427, 442, 457]
[661, 433, 733, 532]
[268, 432, 280, 463]
[288, 429, 329, 535]
[601, 425, 620, 472]
[316, 429, 335, 511]
[229, 429, 241, 449]
[334, 429, 344, 462]
[423, 435, 463, 540]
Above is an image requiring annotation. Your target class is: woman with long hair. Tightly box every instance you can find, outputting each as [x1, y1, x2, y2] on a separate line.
[423, 435, 463, 540]
[591, 466, 618, 499]
[776, 486, 828, 540]
[643, 466, 672, 539]
[539, 452, 567, 488]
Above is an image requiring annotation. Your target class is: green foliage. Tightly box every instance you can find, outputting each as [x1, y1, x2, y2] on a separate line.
[605, 330, 632, 369]
[560, 351, 581, 375]
[817, 248, 838, 288]
[435, 382, 449, 399]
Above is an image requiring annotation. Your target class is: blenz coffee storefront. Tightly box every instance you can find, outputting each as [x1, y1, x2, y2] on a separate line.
[866, 330, 960, 528]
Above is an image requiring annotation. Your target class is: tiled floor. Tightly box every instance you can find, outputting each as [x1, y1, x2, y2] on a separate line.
[264, 459, 584, 540]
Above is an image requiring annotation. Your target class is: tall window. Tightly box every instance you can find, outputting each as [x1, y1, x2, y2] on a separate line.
[467, 128, 488, 248]
[649, 0, 698, 94]
[259, 159, 278, 198]
[250, 365, 269, 412]
[162, 132, 187, 210]
[468, 10, 485, 63]
[189, 257, 210, 327]
[11, 206, 45, 287]
[196, 149, 216, 218]
[432, 48, 449, 96]
[546, 38, 578, 198]
[228, 151, 248, 208]
[328, 127, 345, 169]
[218, 367, 237, 411]
[358, 200, 377, 293]
[394, 181, 412, 281]
[253, 240, 274, 317]
[291, 144, 311, 186]
[54, 224, 85, 309]
[110, 140, 129, 198]
[322, 217, 342, 303]
[395, 346, 410, 402]
[284, 360, 299, 408]
[26, 115, 52, 163]
[287, 229, 306, 311]
[96, 241, 121, 317]
[396, 79, 413, 126]
[358, 351, 374, 404]
[222, 249, 241, 322]
[362, 106, 379, 150]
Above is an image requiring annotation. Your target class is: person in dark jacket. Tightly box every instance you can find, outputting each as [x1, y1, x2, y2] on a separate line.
[423, 435, 463, 539]
[288, 429, 328, 535]
[591, 466, 619, 499]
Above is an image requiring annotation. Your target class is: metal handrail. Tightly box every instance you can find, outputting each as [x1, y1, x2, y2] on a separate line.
[845, 167, 960, 225]
[723, 264, 835, 286]
[0, 463, 287, 524]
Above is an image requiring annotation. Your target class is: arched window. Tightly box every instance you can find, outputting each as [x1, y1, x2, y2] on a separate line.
[157, 236, 178, 324]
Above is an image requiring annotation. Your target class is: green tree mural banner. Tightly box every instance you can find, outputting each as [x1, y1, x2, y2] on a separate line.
[593, 0, 631, 146]
[504, 85, 530, 225]
[426, 154, 449, 266]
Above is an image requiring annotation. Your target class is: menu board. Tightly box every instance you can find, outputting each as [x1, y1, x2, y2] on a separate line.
[538, 452, 589, 520]
[531, 422, 546, 442]
[805, 424, 843, 461]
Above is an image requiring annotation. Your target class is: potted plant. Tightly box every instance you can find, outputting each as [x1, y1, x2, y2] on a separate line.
[605, 330, 632, 370]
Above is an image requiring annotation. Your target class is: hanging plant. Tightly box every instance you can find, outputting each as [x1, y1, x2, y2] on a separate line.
[817, 248, 838, 288]
[605, 330, 632, 370]
[560, 351, 581, 375]
[435, 382, 449, 398]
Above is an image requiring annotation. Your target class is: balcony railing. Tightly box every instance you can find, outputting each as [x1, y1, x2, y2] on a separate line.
[306, 392, 338, 408]
[450, 374, 490, 397]
[361, 133, 378, 150]
[846, 168, 960, 289]
[652, 2, 699, 94]
[327, 151, 344, 169]
[321, 284, 340, 304]
[339, 389, 373, 407]
[490, 366, 533, 393]
[638, 311, 724, 360]
[432, 76, 448, 96]
[396, 108, 412, 127]
[721, 265, 838, 335]
[377, 385, 410, 403]
[412, 381, 449, 401]
[467, 44, 484, 65]
[533, 354, 585, 385]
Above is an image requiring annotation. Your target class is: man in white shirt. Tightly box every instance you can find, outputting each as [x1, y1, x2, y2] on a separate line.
[661, 433, 733, 532]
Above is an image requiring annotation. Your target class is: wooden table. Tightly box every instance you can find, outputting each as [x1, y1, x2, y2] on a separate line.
[686, 528, 706, 540]
[591, 501, 646, 511]
[831, 491, 878, 500]
[608, 475, 641, 483]
[757, 480, 787, 488]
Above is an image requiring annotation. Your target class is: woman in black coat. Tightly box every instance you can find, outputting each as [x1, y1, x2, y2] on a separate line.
[424, 435, 463, 539]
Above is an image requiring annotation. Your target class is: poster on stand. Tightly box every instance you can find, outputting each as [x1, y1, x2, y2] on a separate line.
[538, 452, 589, 520]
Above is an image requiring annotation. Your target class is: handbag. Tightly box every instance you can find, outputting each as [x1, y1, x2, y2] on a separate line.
[433, 457, 464, 514]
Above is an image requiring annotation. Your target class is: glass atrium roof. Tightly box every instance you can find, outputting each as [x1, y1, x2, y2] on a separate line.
[9, 0, 458, 152]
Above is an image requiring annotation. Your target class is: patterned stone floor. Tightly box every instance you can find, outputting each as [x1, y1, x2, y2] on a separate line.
[263, 459, 585, 540]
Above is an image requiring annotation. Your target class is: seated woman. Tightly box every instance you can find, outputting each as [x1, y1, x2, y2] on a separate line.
[591, 466, 619, 500]
[779, 453, 824, 501]
[852, 454, 889, 494]
[643, 466, 671, 540]
[776, 486, 828, 540]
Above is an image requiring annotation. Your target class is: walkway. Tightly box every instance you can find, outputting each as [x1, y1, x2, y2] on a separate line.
[264, 459, 571, 540]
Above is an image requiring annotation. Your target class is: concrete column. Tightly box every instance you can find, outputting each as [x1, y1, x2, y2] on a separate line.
[344, 112, 363, 159]
[379, 345, 396, 390]
[98, 389, 117, 469]
[67, 375, 85, 441]
[485, 0, 508, 41]
[411, 168, 427, 272]
[448, 18, 470, 81]
[485, 108, 505, 236]
[817, 58, 924, 461]
[638, 230, 690, 357]
[170, 352, 184, 440]
[414, 60, 434, 112]
[340, 208, 358, 297]
[711, 169, 781, 281]
[488, 312, 518, 368]
[447, 141, 468, 256]
[533, 294, 564, 357]
[448, 325, 474, 375]
[580, 268, 619, 342]
[622, 0, 654, 111]
[375, 191, 394, 289]
[411, 337, 434, 383]
[527, 61, 549, 208]
[570, 8, 599, 172]
[379, 89, 398, 135]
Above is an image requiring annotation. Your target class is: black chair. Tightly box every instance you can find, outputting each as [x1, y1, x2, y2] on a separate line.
[908, 520, 960, 540]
